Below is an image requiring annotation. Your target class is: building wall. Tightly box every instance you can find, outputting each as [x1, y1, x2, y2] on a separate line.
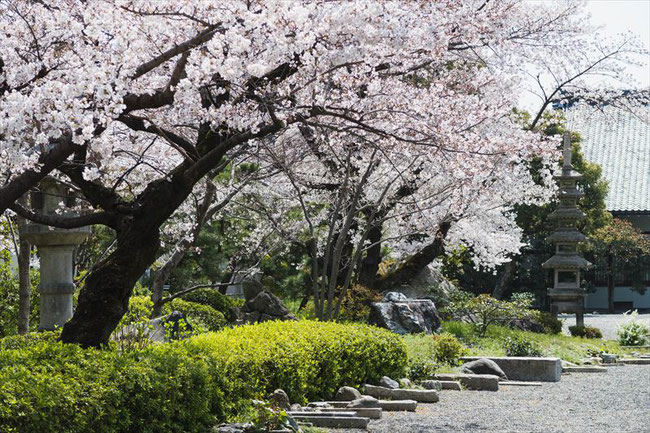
[584, 286, 650, 310]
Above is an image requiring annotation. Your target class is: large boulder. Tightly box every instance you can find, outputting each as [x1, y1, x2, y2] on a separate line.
[335, 386, 362, 401]
[461, 358, 508, 380]
[239, 289, 295, 324]
[368, 292, 440, 334]
[396, 263, 459, 305]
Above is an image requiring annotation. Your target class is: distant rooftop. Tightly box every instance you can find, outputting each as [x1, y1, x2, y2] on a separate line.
[567, 107, 649, 213]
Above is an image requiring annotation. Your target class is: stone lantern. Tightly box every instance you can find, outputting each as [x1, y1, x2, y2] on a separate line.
[20, 178, 90, 330]
[542, 132, 592, 327]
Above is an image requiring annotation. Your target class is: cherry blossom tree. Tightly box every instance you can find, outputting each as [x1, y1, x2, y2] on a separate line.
[1, 0, 646, 345]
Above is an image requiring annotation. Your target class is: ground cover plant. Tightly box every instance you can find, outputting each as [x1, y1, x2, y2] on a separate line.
[0, 321, 406, 433]
[616, 311, 650, 346]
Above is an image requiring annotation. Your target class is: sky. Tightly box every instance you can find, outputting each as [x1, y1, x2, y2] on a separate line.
[520, 0, 650, 110]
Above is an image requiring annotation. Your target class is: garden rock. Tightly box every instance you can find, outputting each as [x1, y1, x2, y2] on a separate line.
[399, 378, 412, 388]
[239, 290, 296, 324]
[508, 317, 545, 334]
[269, 389, 291, 410]
[347, 396, 379, 408]
[421, 380, 442, 391]
[368, 293, 440, 335]
[461, 358, 508, 380]
[379, 376, 400, 389]
[335, 386, 362, 401]
[215, 423, 252, 433]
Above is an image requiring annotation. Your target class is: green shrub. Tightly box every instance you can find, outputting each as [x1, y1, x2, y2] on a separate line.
[181, 288, 243, 321]
[432, 333, 464, 365]
[568, 325, 603, 339]
[169, 299, 227, 332]
[186, 320, 407, 408]
[532, 310, 563, 334]
[407, 358, 439, 381]
[503, 336, 543, 357]
[616, 312, 650, 346]
[338, 284, 382, 322]
[0, 320, 405, 432]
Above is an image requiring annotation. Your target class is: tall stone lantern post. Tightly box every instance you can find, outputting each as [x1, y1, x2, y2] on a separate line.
[542, 132, 592, 327]
[20, 178, 90, 330]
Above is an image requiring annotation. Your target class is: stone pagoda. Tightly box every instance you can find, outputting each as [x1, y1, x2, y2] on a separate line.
[542, 132, 592, 327]
[20, 178, 90, 330]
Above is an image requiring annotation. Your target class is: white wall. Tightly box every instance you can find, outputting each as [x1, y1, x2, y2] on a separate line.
[584, 286, 650, 310]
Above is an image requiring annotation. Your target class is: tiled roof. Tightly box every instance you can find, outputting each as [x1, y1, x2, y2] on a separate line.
[568, 107, 650, 213]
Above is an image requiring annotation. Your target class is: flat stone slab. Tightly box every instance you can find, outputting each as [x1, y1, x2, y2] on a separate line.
[377, 400, 417, 411]
[290, 415, 369, 429]
[364, 385, 438, 402]
[363, 384, 392, 398]
[289, 411, 356, 417]
[461, 356, 562, 382]
[320, 407, 382, 419]
[439, 381, 462, 391]
[562, 366, 608, 373]
[435, 373, 499, 391]
[619, 358, 650, 365]
[500, 381, 543, 387]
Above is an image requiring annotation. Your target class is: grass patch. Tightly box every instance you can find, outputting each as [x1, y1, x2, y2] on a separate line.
[403, 320, 646, 375]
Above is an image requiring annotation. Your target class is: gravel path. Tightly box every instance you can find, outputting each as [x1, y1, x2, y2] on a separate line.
[559, 313, 650, 340]
[327, 366, 650, 433]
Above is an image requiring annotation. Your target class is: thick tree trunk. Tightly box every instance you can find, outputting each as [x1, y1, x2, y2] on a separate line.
[492, 259, 516, 300]
[17, 226, 31, 334]
[358, 224, 382, 288]
[375, 221, 451, 291]
[60, 225, 160, 347]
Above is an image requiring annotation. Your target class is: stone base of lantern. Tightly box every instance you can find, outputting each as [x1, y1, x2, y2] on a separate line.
[548, 289, 585, 327]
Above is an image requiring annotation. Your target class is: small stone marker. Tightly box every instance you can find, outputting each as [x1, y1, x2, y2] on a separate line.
[461, 358, 508, 379]
[347, 396, 379, 408]
[335, 386, 362, 401]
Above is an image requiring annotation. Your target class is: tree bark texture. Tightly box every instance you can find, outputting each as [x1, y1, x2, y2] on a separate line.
[17, 224, 31, 334]
[492, 259, 516, 300]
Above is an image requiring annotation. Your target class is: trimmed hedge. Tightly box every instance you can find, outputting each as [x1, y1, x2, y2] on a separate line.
[181, 288, 244, 319]
[168, 298, 227, 332]
[0, 320, 406, 433]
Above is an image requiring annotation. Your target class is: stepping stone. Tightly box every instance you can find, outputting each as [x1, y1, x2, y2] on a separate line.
[500, 381, 543, 386]
[461, 356, 562, 382]
[363, 384, 392, 398]
[320, 407, 382, 419]
[562, 366, 607, 373]
[619, 358, 650, 365]
[435, 373, 499, 391]
[439, 381, 462, 391]
[290, 415, 369, 429]
[377, 400, 417, 411]
[390, 388, 439, 403]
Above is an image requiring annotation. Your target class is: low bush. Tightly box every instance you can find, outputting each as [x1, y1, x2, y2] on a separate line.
[503, 336, 543, 357]
[338, 284, 382, 322]
[616, 311, 650, 346]
[568, 325, 603, 339]
[432, 333, 464, 365]
[181, 288, 244, 321]
[168, 299, 227, 332]
[0, 320, 405, 433]
[407, 358, 439, 381]
[532, 310, 563, 334]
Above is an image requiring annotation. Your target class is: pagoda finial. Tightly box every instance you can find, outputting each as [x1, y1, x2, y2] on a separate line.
[563, 132, 572, 168]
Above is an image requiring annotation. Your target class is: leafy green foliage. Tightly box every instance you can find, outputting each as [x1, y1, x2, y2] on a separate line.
[338, 284, 382, 322]
[407, 358, 439, 382]
[443, 292, 533, 337]
[616, 311, 650, 346]
[0, 320, 405, 432]
[531, 310, 563, 334]
[568, 325, 603, 339]
[0, 246, 39, 337]
[431, 333, 464, 365]
[503, 336, 543, 357]
[181, 288, 243, 321]
[168, 299, 227, 332]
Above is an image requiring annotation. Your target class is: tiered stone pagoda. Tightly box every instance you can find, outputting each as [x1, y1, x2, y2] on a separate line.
[543, 132, 592, 327]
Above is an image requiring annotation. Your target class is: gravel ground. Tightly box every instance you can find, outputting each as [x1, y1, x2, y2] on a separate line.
[326, 365, 650, 433]
[558, 313, 650, 340]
